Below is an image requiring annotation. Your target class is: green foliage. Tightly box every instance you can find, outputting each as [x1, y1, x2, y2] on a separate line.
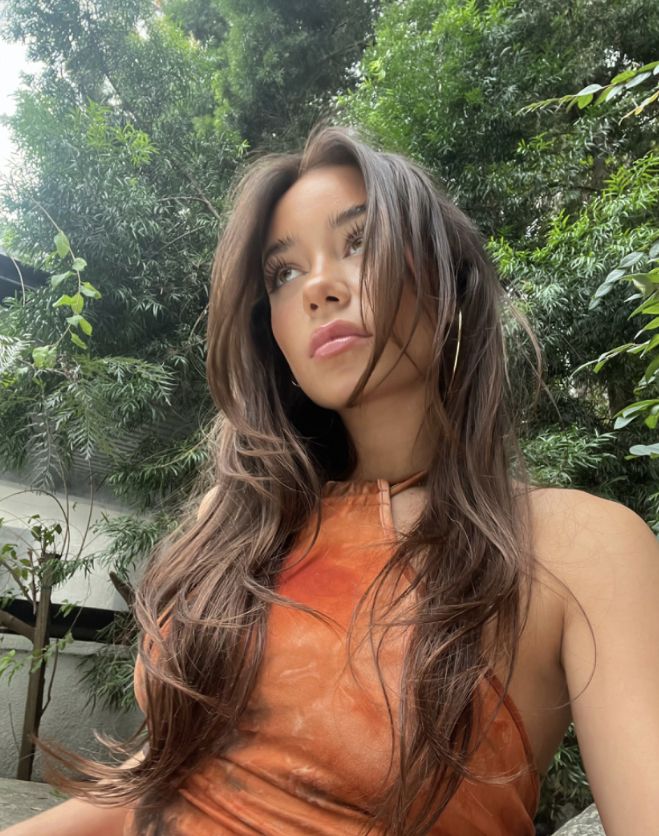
[0, 0, 235, 500]
[76, 611, 138, 713]
[337, 0, 659, 240]
[89, 512, 176, 581]
[0, 0, 379, 721]
[491, 151, 659, 394]
[519, 60, 659, 118]
[522, 427, 617, 488]
[167, 0, 377, 151]
[537, 723, 592, 830]
[0, 510, 76, 684]
[516, 54, 659, 521]
[576, 228, 659, 458]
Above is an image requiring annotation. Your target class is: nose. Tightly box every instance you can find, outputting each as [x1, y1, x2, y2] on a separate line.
[302, 264, 354, 313]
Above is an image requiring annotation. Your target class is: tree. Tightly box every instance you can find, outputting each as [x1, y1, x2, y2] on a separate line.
[0, 0, 377, 714]
[0, 0, 239, 718]
[337, 0, 659, 242]
[166, 0, 379, 152]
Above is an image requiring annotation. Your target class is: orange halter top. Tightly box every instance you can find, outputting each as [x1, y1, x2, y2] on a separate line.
[128, 471, 540, 835]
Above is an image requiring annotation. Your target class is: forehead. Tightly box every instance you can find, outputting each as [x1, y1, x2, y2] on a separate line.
[265, 164, 366, 242]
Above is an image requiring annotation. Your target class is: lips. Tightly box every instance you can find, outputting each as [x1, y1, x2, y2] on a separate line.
[309, 319, 371, 358]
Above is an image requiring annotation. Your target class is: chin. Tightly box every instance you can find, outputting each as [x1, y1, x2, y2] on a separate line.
[307, 383, 373, 411]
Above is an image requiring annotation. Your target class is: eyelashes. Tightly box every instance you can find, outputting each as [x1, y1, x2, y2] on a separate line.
[264, 222, 365, 291]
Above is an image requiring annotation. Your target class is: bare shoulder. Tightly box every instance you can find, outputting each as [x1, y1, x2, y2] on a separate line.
[524, 486, 659, 832]
[524, 484, 656, 582]
[517, 484, 657, 639]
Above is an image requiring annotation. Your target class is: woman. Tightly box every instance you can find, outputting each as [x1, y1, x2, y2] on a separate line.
[5, 123, 659, 836]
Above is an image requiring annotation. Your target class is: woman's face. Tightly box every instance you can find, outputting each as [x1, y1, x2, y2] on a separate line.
[263, 164, 434, 411]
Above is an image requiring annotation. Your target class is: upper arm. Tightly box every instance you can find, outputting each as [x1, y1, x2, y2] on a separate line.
[559, 490, 659, 834]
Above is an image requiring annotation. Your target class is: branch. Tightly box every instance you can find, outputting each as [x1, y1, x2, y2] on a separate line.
[109, 572, 134, 608]
[0, 553, 33, 603]
[0, 610, 35, 642]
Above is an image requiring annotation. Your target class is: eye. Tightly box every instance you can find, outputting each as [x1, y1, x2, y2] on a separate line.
[347, 223, 365, 256]
[264, 258, 301, 291]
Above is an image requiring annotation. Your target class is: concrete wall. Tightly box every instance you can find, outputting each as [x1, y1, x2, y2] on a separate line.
[0, 476, 133, 610]
[0, 474, 144, 778]
[0, 633, 142, 780]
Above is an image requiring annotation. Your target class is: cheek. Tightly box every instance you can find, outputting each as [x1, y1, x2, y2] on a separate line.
[270, 302, 296, 365]
[389, 287, 435, 368]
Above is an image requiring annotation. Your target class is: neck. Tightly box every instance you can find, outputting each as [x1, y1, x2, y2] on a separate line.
[339, 383, 433, 484]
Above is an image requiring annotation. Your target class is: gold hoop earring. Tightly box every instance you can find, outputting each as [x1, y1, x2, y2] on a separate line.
[449, 308, 462, 387]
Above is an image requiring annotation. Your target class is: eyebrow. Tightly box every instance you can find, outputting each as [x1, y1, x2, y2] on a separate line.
[261, 203, 367, 268]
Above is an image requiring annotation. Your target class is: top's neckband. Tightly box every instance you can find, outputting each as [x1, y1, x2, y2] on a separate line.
[321, 469, 428, 497]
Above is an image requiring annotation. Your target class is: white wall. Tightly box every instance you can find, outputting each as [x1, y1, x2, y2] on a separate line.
[0, 633, 142, 780]
[0, 477, 133, 611]
[0, 476, 145, 777]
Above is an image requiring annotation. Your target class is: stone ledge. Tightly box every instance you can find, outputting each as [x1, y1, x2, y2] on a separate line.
[551, 803, 604, 835]
[0, 778, 63, 829]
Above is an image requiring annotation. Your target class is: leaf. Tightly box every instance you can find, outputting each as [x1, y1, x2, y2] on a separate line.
[70, 293, 84, 315]
[592, 343, 636, 372]
[614, 414, 638, 429]
[50, 271, 72, 289]
[641, 353, 659, 384]
[625, 87, 659, 118]
[52, 294, 75, 308]
[613, 399, 659, 419]
[594, 84, 620, 105]
[592, 280, 614, 300]
[610, 69, 637, 85]
[630, 273, 655, 293]
[78, 316, 93, 336]
[605, 268, 626, 283]
[54, 231, 70, 258]
[624, 71, 651, 89]
[591, 268, 629, 304]
[619, 251, 644, 268]
[577, 93, 593, 109]
[650, 241, 659, 260]
[629, 299, 659, 319]
[71, 257, 87, 272]
[70, 332, 87, 350]
[32, 345, 58, 370]
[636, 316, 659, 334]
[80, 281, 102, 299]
[576, 83, 603, 96]
[628, 443, 659, 458]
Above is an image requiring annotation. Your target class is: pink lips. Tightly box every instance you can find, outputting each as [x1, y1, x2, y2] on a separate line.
[309, 320, 371, 358]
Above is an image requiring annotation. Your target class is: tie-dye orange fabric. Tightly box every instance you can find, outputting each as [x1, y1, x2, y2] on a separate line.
[127, 472, 540, 834]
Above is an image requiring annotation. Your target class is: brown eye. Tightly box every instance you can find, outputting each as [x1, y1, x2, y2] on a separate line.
[264, 258, 300, 290]
[347, 224, 365, 255]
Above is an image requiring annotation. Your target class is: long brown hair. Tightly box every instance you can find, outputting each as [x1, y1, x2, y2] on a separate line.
[39, 122, 547, 834]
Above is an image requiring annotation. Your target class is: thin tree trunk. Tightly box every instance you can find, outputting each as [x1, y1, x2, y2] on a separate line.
[16, 560, 53, 781]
